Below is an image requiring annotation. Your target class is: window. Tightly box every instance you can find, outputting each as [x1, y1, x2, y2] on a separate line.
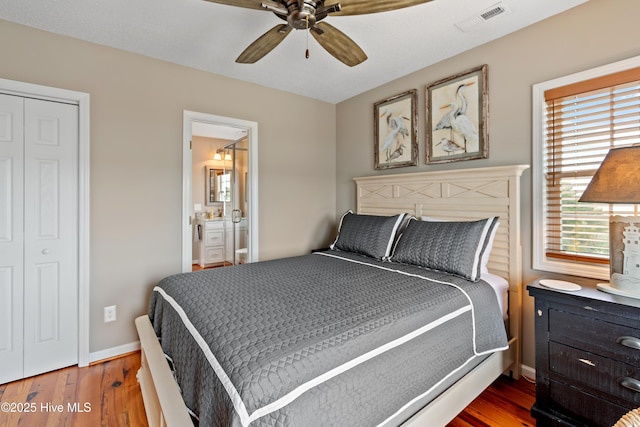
[533, 56, 640, 279]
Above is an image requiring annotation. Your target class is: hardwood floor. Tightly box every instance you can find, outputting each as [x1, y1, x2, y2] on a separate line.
[447, 374, 536, 427]
[192, 263, 232, 272]
[0, 352, 146, 427]
[0, 352, 536, 426]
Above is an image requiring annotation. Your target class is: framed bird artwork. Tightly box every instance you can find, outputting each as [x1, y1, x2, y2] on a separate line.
[373, 89, 418, 170]
[425, 65, 489, 164]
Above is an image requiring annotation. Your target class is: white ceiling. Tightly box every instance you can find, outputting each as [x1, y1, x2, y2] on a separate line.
[0, 0, 587, 104]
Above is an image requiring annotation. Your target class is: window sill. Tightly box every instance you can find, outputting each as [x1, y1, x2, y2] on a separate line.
[533, 256, 610, 281]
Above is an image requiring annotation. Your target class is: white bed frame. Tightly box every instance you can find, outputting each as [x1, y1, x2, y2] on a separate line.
[135, 164, 529, 427]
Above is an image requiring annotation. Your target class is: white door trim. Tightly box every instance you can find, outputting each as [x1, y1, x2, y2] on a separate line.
[182, 111, 259, 272]
[0, 78, 90, 367]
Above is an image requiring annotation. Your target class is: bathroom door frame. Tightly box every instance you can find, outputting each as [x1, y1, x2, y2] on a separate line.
[182, 110, 259, 272]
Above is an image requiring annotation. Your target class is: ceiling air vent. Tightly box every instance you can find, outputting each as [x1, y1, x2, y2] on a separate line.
[481, 5, 506, 20]
[455, 2, 509, 32]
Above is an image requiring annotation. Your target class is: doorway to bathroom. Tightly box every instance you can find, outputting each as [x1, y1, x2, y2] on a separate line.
[182, 110, 259, 273]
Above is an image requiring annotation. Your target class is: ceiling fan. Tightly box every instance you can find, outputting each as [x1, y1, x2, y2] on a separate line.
[204, 0, 435, 66]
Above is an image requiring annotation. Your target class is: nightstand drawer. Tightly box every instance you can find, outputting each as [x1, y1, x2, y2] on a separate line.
[550, 342, 640, 406]
[549, 379, 630, 427]
[549, 308, 640, 366]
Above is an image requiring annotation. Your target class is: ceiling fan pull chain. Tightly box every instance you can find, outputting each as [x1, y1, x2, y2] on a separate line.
[305, 15, 310, 59]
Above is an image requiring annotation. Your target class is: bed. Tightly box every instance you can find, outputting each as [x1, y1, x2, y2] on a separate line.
[135, 164, 528, 427]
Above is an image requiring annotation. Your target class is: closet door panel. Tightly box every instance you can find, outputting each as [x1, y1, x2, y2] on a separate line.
[0, 94, 25, 384]
[23, 98, 78, 377]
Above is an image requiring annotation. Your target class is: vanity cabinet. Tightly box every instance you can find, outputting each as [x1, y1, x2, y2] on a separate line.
[196, 219, 225, 268]
[528, 282, 640, 426]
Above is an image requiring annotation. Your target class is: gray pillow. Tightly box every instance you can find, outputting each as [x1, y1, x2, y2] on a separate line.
[330, 211, 408, 260]
[391, 217, 499, 281]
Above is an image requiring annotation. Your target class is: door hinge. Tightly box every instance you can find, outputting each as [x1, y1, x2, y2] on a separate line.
[189, 140, 192, 150]
[189, 216, 192, 225]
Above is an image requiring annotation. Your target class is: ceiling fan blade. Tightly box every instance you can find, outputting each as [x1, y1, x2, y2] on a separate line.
[202, 0, 268, 11]
[310, 22, 367, 67]
[332, 0, 434, 16]
[236, 24, 292, 63]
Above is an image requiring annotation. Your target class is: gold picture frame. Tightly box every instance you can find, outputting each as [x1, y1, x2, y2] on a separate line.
[373, 89, 418, 170]
[426, 65, 488, 164]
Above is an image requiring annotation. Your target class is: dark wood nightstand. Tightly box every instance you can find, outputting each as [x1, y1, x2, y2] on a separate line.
[528, 281, 640, 426]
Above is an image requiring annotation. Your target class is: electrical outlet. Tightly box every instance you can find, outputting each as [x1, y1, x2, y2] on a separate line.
[104, 305, 116, 323]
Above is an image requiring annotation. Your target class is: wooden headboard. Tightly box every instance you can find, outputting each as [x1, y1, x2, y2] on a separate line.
[354, 164, 529, 378]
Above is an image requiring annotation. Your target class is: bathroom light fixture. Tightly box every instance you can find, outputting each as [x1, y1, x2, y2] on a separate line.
[213, 149, 224, 161]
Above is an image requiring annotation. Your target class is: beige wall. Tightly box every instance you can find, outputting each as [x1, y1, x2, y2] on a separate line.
[0, 19, 336, 354]
[335, 0, 640, 370]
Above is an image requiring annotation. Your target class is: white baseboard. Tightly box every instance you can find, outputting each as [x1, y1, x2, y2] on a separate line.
[521, 364, 535, 380]
[89, 341, 140, 364]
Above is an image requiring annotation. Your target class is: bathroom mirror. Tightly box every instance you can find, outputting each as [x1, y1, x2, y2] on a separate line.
[205, 166, 230, 205]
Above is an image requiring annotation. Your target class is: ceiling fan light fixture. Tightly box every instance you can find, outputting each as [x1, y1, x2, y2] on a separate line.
[289, 13, 315, 29]
[287, 3, 318, 29]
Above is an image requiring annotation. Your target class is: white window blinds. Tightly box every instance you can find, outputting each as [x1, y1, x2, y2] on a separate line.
[543, 68, 640, 264]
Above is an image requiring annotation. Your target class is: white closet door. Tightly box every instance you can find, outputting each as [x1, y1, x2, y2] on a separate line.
[0, 94, 25, 384]
[22, 98, 78, 378]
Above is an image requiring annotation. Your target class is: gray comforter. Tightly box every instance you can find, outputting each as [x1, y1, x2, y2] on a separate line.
[149, 251, 508, 427]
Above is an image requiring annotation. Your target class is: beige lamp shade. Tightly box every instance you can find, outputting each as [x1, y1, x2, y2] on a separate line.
[579, 146, 640, 204]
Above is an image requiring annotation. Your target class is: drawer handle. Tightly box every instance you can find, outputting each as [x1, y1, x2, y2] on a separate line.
[578, 358, 596, 367]
[619, 377, 640, 393]
[617, 336, 640, 350]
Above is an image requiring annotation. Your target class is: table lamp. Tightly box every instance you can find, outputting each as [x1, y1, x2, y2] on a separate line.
[579, 145, 640, 298]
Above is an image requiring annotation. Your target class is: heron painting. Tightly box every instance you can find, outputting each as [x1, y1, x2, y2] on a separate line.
[373, 89, 418, 170]
[426, 65, 488, 164]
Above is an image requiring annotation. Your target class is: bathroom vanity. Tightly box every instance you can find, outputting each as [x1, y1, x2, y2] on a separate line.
[196, 219, 225, 268]
[195, 217, 247, 268]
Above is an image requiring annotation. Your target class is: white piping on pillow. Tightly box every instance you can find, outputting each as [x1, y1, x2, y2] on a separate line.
[329, 209, 353, 250]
